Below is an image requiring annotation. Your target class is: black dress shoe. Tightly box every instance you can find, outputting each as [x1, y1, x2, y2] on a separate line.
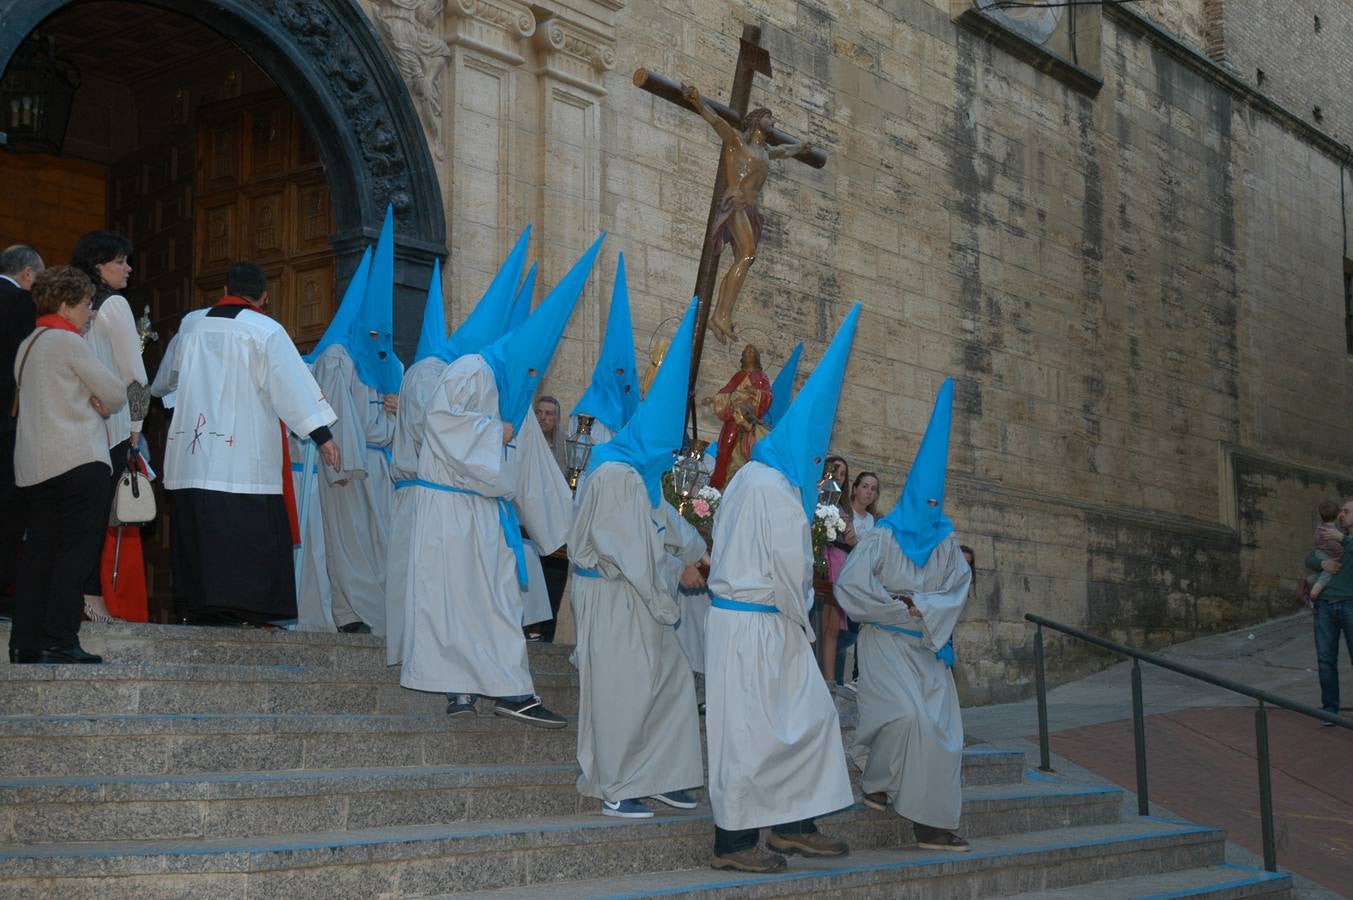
[9, 649, 42, 664]
[338, 621, 371, 634]
[40, 644, 103, 664]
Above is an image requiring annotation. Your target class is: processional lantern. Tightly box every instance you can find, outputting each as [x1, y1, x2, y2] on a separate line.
[0, 34, 80, 155]
[566, 414, 596, 493]
[817, 472, 842, 509]
[671, 439, 710, 513]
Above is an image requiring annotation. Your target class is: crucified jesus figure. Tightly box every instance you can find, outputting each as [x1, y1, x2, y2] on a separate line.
[682, 83, 811, 344]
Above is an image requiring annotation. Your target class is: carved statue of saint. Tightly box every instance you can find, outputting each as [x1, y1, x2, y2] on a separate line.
[701, 344, 773, 489]
[373, 0, 452, 160]
[681, 84, 811, 344]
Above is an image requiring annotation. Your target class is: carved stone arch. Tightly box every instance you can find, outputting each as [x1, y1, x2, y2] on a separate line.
[0, 0, 447, 357]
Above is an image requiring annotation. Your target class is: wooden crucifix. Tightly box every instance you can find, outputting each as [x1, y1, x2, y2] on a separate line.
[633, 24, 827, 444]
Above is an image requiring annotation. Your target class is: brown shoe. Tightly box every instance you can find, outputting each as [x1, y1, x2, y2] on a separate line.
[767, 830, 850, 858]
[710, 847, 787, 873]
[863, 791, 888, 811]
[917, 830, 970, 852]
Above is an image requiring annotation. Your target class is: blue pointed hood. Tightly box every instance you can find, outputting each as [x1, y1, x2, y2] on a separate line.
[443, 227, 532, 361]
[347, 204, 404, 394]
[306, 246, 372, 363]
[413, 258, 447, 363]
[765, 342, 803, 427]
[750, 303, 861, 521]
[480, 233, 604, 430]
[507, 262, 537, 331]
[573, 253, 639, 433]
[587, 297, 697, 507]
[877, 378, 955, 568]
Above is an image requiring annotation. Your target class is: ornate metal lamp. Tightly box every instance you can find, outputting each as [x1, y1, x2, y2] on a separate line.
[136, 305, 159, 354]
[565, 414, 595, 493]
[816, 471, 842, 509]
[0, 34, 81, 155]
[671, 438, 709, 513]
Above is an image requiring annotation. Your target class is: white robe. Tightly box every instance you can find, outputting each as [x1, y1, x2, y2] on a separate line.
[399, 354, 572, 696]
[385, 357, 446, 662]
[157, 308, 334, 493]
[568, 463, 703, 802]
[704, 461, 854, 830]
[833, 530, 971, 830]
[88, 293, 148, 447]
[290, 433, 333, 631]
[312, 344, 395, 633]
[657, 502, 712, 675]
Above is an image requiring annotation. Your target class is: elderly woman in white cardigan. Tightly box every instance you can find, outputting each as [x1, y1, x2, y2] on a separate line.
[8, 266, 125, 664]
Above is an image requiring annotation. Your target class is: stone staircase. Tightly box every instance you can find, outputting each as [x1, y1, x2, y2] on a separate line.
[0, 623, 1293, 898]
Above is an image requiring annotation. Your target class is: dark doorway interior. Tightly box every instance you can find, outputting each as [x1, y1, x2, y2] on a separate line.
[1, 2, 341, 618]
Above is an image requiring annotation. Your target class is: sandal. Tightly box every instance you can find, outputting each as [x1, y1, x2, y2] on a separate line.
[82, 596, 121, 624]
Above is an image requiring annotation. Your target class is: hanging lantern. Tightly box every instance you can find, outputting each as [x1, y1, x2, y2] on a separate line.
[565, 414, 596, 493]
[817, 471, 842, 509]
[671, 439, 709, 513]
[1, 34, 81, 155]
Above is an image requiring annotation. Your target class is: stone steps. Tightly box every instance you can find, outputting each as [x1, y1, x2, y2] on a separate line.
[0, 819, 1229, 899]
[443, 832, 1284, 899]
[996, 863, 1293, 899]
[0, 659, 580, 717]
[1, 621, 577, 673]
[0, 712, 580, 776]
[0, 757, 1082, 844]
[0, 623, 1281, 897]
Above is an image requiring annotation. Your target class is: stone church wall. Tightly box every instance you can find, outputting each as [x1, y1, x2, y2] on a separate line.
[366, 0, 1353, 703]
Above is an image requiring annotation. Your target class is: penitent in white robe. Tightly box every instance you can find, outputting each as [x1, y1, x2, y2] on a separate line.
[290, 432, 333, 631]
[384, 357, 446, 663]
[704, 461, 855, 831]
[568, 463, 704, 802]
[399, 354, 572, 697]
[657, 502, 712, 675]
[833, 530, 971, 831]
[312, 344, 395, 633]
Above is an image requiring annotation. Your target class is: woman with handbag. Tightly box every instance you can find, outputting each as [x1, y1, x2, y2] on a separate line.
[71, 231, 149, 622]
[8, 266, 126, 664]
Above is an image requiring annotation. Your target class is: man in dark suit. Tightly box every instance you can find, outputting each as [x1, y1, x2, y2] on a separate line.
[1, 244, 44, 609]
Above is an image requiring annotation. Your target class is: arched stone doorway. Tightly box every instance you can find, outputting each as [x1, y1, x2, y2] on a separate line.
[0, 0, 447, 357]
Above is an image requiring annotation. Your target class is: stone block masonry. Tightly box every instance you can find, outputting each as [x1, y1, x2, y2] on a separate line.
[373, 0, 1353, 701]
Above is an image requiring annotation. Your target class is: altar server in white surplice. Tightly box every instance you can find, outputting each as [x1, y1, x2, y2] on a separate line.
[155, 262, 339, 624]
[568, 298, 706, 819]
[704, 303, 861, 875]
[834, 378, 973, 852]
[385, 234, 531, 664]
[399, 235, 601, 727]
[311, 207, 402, 634]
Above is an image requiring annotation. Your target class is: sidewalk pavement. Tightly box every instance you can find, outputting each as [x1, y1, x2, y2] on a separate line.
[963, 612, 1352, 899]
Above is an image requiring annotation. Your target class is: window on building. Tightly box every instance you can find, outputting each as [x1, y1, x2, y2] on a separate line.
[952, 0, 1103, 94]
[1344, 259, 1353, 355]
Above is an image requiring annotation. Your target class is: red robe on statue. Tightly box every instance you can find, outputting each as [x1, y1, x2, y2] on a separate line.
[708, 367, 772, 489]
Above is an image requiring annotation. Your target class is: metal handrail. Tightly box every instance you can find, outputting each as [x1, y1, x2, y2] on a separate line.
[1026, 612, 1353, 873]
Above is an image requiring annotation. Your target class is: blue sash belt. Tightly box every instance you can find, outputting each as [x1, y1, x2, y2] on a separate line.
[396, 477, 528, 589]
[711, 596, 778, 614]
[289, 462, 320, 474]
[874, 622, 956, 669]
[573, 566, 601, 579]
[367, 443, 393, 466]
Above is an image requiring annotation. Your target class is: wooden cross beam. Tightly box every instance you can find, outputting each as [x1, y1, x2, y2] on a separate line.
[633, 24, 826, 445]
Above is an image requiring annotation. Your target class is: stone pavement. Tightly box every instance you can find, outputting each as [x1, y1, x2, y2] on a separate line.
[964, 612, 1353, 899]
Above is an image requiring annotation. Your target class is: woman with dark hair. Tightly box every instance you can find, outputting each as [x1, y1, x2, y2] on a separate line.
[8, 267, 126, 663]
[71, 231, 149, 622]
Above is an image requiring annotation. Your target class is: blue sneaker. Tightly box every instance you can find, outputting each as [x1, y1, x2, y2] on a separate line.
[446, 694, 477, 717]
[649, 789, 698, 810]
[601, 799, 653, 818]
